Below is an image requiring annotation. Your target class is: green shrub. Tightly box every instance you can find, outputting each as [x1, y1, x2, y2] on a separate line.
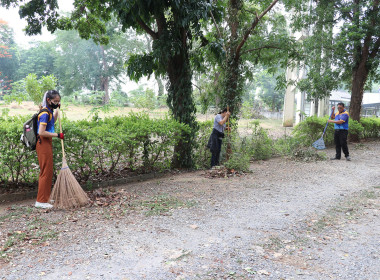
[293, 115, 380, 147]
[348, 119, 364, 139]
[224, 152, 250, 172]
[292, 115, 335, 147]
[360, 117, 380, 139]
[245, 121, 273, 160]
[274, 135, 302, 156]
[193, 120, 213, 169]
[0, 113, 189, 188]
[274, 135, 327, 161]
[0, 116, 39, 187]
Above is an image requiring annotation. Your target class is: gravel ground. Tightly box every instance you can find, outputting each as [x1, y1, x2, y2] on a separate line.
[1, 141, 379, 280]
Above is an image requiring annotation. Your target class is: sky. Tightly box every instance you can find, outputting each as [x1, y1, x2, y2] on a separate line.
[0, 0, 73, 47]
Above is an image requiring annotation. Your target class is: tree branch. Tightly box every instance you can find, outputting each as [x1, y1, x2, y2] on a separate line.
[335, 3, 353, 21]
[209, 9, 227, 54]
[368, 0, 380, 58]
[369, 37, 380, 59]
[235, 0, 279, 58]
[136, 16, 158, 39]
[155, 10, 167, 37]
[192, 82, 202, 92]
[209, 10, 222, 40]
[241, 45, 283, 55]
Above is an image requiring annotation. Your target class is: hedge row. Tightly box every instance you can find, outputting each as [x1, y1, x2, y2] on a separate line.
[0, 113, 190, 187]
[1, 113, 379, 188]
[293, 116, 380, 146]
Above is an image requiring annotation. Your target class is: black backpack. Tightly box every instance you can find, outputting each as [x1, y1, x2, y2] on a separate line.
[20, 108, 51, 150]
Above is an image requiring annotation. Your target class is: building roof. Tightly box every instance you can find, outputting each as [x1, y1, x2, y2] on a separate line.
[329, 91, 380, 105]
[329, 91, 351, 102]
[362, 92, 380, 104]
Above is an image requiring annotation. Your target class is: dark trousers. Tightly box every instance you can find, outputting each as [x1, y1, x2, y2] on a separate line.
[334, 130, 349, 159]
[211, 138, 222, 167]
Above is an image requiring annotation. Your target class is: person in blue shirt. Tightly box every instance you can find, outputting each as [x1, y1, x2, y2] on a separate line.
[328, 102, 351, 161]
[207, 108, 231, 168]
[35, 90, 64, 209]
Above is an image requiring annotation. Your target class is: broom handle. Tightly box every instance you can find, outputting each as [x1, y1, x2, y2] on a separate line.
[322, 108, 335, 136]
[58, 108, 66, 159]
[227, 105, 230, 137]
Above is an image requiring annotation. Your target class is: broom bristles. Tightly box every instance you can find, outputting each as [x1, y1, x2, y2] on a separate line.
[50, 159, 89, 209]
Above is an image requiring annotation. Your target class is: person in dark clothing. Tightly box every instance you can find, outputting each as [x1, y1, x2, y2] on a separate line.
[328, 102, 351, 161]
[207, 108, 230, 168]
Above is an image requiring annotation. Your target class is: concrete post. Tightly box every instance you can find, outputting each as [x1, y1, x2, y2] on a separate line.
[295, 65, 307, 124]
[318, 97, 330, 117]
[295, 89, 306, 124]
[310, 99, 318, 116]
[282, 67, 297, 127]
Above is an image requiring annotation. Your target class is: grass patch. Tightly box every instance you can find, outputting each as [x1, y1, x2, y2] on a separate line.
[309, 189, 380, 233]
[0, 206, 58, 261]
[264, 236, 285, 250]
[137, 194, 197, 216]
[353, 143, 366, 150]
[0, 206, 34, 222]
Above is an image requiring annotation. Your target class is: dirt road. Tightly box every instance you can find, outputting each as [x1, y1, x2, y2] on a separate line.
[1, 142, 379, 280]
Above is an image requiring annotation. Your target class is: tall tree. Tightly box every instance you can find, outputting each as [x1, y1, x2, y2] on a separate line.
[296, 0, 337, 113]
[0, 0, 213, 168]
[293, 0, 380, 125]
[0, 19, 19, 95]
[118, 1, 212, 167]
[54, 21, 144, 103]
[16, 41, 56, 80]
[199, 0, 294, 116]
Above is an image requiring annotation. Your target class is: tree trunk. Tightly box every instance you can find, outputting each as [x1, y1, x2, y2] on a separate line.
[350, 63, 369, 122]
[100, 45, 110, 104]
[222, 0, 242, 115]
[223, 55, 241, 114]
[101, 76, 110, 104]
[349, 62, 369, 141]
[350, 68, 368, 114]
[166, 47, 197, 168]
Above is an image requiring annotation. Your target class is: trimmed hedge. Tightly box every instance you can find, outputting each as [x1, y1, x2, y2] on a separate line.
[1, 113, 379, 188]
[0, 113, 190, 188]
[292, 116, 380, 146]
[360, 117, 380, 139]
[0, 116, 39, 187]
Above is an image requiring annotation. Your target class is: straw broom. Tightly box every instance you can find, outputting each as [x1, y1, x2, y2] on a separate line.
[50, 108, 89, 209]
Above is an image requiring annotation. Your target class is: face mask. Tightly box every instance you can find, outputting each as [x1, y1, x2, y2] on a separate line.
[49, 102, 59, 109]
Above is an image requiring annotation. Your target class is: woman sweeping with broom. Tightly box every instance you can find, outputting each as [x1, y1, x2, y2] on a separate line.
[35, 90, 64, 209]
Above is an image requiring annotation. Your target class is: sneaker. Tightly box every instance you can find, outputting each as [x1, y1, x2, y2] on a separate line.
[35, 201, 53, 209]
[346, 156, 351, 161]
[330, 157, 340, 160]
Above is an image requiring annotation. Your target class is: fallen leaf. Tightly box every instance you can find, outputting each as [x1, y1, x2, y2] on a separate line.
[257, 269, 270, 276]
